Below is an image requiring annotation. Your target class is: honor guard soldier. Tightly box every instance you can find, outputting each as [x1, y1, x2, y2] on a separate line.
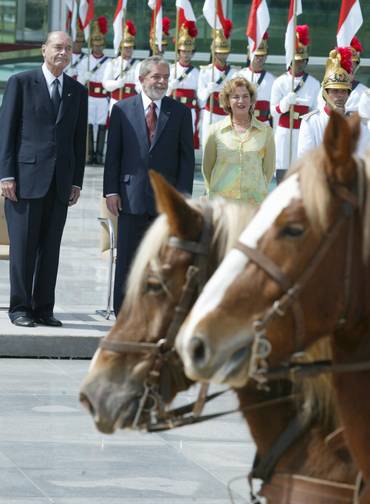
[270, 25, 320, 182]
[346, 36, 368, 114]
[135, 17, 171, 94]
[103, 20, 139, 114]
[198, 24, 238, 148]
[78, 16, 111, 165]
[238, 32, 275, 125]
[167, 20, 200, 148]
[66, 22, 86, 80]
[298, 47, 352, 158]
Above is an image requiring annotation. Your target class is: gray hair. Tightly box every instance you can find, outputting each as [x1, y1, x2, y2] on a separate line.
[139, 56, 170, 78]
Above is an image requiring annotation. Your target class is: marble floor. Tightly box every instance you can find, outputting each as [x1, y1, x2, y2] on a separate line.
[0, 167, 258, 503]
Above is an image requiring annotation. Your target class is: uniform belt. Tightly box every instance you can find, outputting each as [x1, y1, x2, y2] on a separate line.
[174, 89, 198, 108]
[205, 92, 227, 116]
[278, 105, 309, 129]
[88, 81, 109, 98]
[254, 101, 271, 122]
[111, 85, 137, 100]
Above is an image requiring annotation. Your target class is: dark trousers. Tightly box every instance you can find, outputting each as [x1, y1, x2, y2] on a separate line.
[5, 180, 68, 320]
[114, 213, 155, 316]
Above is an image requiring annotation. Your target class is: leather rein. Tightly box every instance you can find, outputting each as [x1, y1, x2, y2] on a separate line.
[99, 207, 242, 431]
[234, 161, 370, 387]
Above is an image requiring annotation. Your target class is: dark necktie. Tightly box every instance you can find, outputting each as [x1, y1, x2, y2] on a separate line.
[51, 79, 61, 119]
[146, 102, 157, 145]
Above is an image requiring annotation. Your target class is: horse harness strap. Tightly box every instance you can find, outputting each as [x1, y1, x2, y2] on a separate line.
[99, 206, 217, 430]
[234, 160, 367, 385]
[249, 413, 313, 484]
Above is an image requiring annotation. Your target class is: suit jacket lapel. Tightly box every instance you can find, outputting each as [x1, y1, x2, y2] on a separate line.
[150, 97, 171, 151]
[133, 96, 150, 149]
[56, 74, 73, 124]
[34, 68, 54, 121]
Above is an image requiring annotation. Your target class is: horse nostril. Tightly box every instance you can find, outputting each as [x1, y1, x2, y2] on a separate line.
[80, 392, 95, 416]
[189, 336, 208, 367]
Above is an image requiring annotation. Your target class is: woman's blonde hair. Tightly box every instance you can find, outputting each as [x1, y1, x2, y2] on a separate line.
[220, 77, 257, 116]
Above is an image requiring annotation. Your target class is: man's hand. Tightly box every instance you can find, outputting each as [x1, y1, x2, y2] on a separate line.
[106, 195, 122, 216]
[1, 180, 17, 201]
[69, 186, 81, 206]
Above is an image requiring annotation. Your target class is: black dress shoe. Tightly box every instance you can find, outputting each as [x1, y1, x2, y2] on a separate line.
[34, 315, 63, 327]
[12, 316, 36, 327]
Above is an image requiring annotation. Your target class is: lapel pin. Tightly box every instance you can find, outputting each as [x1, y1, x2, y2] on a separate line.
[67, 93, 72, 97]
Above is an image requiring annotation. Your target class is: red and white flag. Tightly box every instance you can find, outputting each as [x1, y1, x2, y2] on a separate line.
[176, 0, 196, 28]
[79, 0, 94, 40]
[65, 0, 80, 42]
[202, 0, 223, 30]
[337, 0, 363, 47]
[246, 0, 270, 62]
[148, 0, 163, 51]
[284, 0, 302, 69]
[113, 0, 128, 54]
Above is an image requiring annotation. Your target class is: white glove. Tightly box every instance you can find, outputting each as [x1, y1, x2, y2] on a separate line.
[207, 81, 218, 95]
[115, 77, 125, 88]
[279, 92, 297, 113]
[84, 71, 93, 83]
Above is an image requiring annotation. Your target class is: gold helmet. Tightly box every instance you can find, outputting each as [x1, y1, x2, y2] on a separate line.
[350, 36, 363, 64]
[177, 20, 198, 52]
[248, 31, 268, 58]
[212, 20, 233, 54]
[120, 20, 136, 49]
[295, 25, 310, 61]
[90, 16, 108, 47]
[150, 16, 171, 53]
[322, 47, 352, 92]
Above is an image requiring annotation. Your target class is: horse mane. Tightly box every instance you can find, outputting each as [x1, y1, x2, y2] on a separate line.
[293, 337, 339, 432]
[125, 198, 256, 312]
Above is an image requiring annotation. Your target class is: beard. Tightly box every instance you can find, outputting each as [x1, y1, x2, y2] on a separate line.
[144, 84, 167, 101]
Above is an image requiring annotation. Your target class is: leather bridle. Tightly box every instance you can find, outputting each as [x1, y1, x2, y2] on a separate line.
[234, 162, 370, 386]
[98, 206, 237, 431]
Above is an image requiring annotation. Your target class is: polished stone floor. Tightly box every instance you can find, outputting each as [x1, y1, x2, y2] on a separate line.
[0, 167, 257, 503]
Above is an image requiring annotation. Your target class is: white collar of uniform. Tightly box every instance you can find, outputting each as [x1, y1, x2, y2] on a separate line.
[141, 90, 162, 115]
[42, 63, 64, 90]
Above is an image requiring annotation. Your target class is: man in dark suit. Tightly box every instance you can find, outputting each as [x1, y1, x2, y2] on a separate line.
[104, 56, 195, 316]
[0, 31, 88, 327]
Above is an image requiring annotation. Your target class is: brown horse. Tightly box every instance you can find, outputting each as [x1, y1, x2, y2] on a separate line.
[176, 111, 370, 501]
[80, 172, 356, 502]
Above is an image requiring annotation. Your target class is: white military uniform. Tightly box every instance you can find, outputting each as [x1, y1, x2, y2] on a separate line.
[271, 71, 321, 172]
[198, 63, 239, 148]
[297, 108, 330, 158]
[66, 52, 86, 80]
[298, 105, 370, 160]
[237, 67, 275, 124]
[167, 62, 200, 148]
[102, 56, 140, 113]
[346, 80, 368, 114]
[358, 88, 370, 158]
[78, 54, 111, 127]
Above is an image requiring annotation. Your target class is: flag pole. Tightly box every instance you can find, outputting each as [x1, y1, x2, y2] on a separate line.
[174, 6, 179, 81]
[119, 10, 126, 100]
[153, 10, 157, 54]
[209, 0, 217, 124]
[288, 0, 297, 167]
[86, 21, 92, 163]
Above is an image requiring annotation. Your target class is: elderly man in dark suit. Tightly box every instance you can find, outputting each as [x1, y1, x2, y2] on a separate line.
[0, 31, 88, 327]
[104, 55, 195, 316]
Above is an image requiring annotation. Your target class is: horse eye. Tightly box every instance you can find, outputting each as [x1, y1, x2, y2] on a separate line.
[280, 224, 305, 238]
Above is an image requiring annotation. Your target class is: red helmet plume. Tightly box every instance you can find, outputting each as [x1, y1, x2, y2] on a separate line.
[162, 16, 170, 35]
[223, 18, 233, 39]
[351, 36, 363, 53]
[296, 25, 310, 47]
[337, 46, 353, 74]
[97, 16, 108, 35]
[126, 19, 136, 36]
[184, 20, 198, 38]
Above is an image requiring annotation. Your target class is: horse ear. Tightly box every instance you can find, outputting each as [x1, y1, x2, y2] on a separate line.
[149, 170, 203, 240]
[322, 110, 360, 184]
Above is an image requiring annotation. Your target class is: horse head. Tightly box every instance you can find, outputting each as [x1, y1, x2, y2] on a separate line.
[176, 111, 370, 387]
[80, 172, 254, 433]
